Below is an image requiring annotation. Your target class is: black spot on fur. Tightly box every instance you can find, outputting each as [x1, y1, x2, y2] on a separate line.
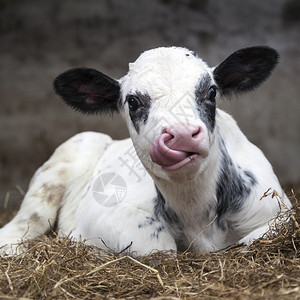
[138, 216, 165, 240]
[138, 216, 156, 228]
[216, 138, 257, 229]
[150, 225, 165, 239]
[126, 92, 151, 133]
[154, 186, 181, 227]
[154, 186, 188, 250]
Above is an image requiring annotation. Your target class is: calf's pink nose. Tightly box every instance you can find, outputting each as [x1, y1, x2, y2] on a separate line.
[164, 124, 203, 153]
[150, 124, 206, 169]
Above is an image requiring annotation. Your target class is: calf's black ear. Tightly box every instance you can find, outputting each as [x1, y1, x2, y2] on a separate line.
[53, 68, 120, 114]
[213, 46, 279, 96]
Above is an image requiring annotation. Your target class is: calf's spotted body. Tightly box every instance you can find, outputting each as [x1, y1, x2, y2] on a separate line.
[0, 46, 291, 255]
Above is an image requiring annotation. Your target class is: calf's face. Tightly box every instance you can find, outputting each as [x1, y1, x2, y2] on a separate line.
[119, 47, 217, 182]
[54, 46, 278, 183]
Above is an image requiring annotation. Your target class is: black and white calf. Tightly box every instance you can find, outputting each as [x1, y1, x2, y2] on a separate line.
[0, 46, 291, 255]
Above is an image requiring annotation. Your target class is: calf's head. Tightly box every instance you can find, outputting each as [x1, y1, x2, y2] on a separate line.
[54, 46, 278, 182]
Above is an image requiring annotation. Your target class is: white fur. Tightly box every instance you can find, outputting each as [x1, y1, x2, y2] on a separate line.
[0, 47, 291, 256]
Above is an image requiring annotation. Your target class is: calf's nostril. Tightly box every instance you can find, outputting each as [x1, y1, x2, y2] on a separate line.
[192, 127, 201, 138]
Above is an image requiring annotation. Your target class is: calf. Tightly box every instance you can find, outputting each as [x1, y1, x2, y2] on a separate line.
[0, 46, 291, 256]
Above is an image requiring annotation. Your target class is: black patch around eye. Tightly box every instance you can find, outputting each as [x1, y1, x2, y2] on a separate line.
[195, 74, 217, 132]
[198, 100, 216, 132]
[126, 92, 151, 133]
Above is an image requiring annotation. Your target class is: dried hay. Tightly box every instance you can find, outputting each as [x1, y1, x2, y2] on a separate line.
[0, 188, 299, 299]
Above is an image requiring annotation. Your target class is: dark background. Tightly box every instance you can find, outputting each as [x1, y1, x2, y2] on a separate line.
[0, 0, 299, 206]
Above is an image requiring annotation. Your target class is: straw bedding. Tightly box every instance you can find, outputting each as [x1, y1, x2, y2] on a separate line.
[0, 188, 299, 299]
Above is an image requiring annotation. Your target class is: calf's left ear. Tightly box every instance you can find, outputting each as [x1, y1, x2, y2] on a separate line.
[53, 68, 120, 114]
[213, 46, 279, 96]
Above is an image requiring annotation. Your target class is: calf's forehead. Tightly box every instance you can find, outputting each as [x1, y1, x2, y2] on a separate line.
[120, 47, 213, 100]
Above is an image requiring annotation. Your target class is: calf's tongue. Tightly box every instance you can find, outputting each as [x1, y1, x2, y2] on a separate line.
[150, 133, 191, 167]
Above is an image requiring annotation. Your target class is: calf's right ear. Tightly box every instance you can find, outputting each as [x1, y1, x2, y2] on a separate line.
[53, 68, 120, 114]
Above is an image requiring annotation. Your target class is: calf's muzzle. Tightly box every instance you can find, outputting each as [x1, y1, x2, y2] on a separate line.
[150, 124, 208, 171]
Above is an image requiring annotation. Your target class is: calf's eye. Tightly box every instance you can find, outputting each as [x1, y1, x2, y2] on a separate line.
[208, 86, 217, 102]
[127, 96, 140, 111]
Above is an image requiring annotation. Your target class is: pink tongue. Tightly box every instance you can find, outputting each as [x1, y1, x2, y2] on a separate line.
[150, 133, 191, 168]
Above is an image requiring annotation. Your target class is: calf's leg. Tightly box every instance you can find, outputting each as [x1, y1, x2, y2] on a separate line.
[0, 132, 112, 255]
